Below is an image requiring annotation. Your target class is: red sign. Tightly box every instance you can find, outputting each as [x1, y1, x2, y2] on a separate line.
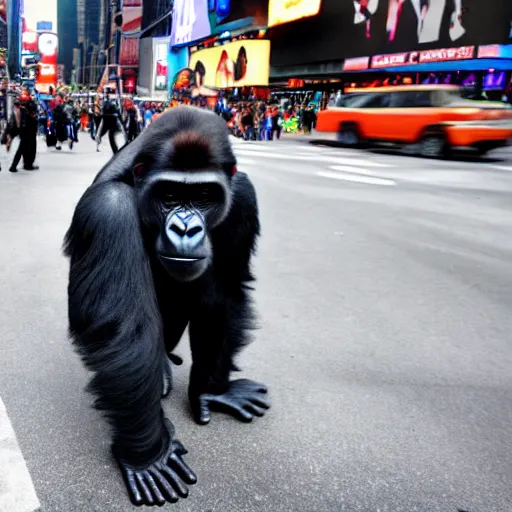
[22, 31, 38, 54]
[119, 4, 142, 67]
[343, 57, 370, 72]
[371, 46, 475, 69]
[36, 32, 58, 93]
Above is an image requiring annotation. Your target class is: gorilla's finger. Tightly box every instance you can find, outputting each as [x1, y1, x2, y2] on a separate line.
[170, 453, 198, 485]
[135, 472, 155, 506]
[149, 467, 179, 503]
[243, 402, 266, 416]
[244, 380, 268, 393]
[231, 404, 254, 422]
[142, 471, 165, 506]
[126, 471, 143, 505]
[172, 439, 188, 456]
[248, 396, 271, 409]
[157, 463, 190, 497]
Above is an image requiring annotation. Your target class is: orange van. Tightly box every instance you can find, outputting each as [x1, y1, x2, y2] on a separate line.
[315, 85, 512, 157]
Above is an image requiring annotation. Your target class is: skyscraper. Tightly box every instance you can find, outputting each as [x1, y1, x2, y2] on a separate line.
[57, 0, 77, 83]
[75, 0, 106, 86]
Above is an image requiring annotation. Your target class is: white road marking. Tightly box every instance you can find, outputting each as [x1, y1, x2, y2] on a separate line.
[236, 157, 257, 165]
[326, 159, 392, 168]
[489, 165, 512, 172]
[317, 171, 396, 186]
[234, 149, 393, 168]
[0, 397, 40, 512]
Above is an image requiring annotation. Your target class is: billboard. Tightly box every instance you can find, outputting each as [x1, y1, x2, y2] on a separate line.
[120, 3, 142, 67]
[36, 32, 58, 93]
[170, 0, 211, 46]
[270, 0, 512, 67]
[268, 0, 321, 27]
[189, 39, 270, 87]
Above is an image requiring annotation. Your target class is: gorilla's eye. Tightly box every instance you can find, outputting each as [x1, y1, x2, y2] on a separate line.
[163, 192, 176, 208]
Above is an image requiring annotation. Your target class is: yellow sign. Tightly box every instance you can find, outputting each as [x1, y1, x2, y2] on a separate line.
[268, 0, 322, 27]
[189, 40, 271, 88]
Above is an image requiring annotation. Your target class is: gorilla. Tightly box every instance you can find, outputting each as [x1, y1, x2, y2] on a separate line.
[63, 107, 269, 506]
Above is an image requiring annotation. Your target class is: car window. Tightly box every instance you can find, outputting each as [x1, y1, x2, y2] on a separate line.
[335, 94, 365, 107]
[389, 91, 432, 108]
[363, 93, 390, 108]
[337, 93, 390, 108]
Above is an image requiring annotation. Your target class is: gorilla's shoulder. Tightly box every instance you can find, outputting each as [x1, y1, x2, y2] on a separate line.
[232, 171, 257, 207]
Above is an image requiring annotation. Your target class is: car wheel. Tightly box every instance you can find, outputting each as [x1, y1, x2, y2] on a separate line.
[419, 134, 446, 159]
[337, 124, 360, 146]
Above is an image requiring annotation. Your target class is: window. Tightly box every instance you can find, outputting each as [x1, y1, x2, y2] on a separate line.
[389, 91, 432, 108]
[362, 93, 390, 108]
[336, 93, 390, 108]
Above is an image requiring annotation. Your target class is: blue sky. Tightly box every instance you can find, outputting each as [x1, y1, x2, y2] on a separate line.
[24, 0, 57, 31]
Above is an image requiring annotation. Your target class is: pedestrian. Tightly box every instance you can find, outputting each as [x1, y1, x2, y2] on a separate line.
[51, 93, 68, 151]
[63, 99, 78, 150]
[265, 111, 273, 141]
[6, 93, 39, 172]
[97, 96, 121, 154]
[272, 108, 283, 140]
[125, 104, 140, 142]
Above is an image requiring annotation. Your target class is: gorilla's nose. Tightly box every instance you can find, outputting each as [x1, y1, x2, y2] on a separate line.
[166, 208, 205, 250]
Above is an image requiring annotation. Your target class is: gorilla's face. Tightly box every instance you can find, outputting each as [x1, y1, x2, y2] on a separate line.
[148, 171, 231, 281]
[134, 120, 236, 282]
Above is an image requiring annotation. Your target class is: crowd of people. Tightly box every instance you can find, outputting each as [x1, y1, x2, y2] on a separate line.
[0, 88, 319, 172]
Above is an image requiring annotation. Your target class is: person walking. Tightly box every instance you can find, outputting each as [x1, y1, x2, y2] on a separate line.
[6, 93, 39, 172]
[125, 104, 140, 142]
[97, 97, 121, 154]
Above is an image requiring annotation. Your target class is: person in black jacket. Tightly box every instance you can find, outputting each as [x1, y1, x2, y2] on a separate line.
[97, 97, 122, 154]
[5, 93, 39, 172]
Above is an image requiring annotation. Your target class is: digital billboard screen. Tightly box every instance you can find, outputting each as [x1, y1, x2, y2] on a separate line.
[268, 0, 322, 27]
[189, 39, 270, 87]
[270, 0, 512, 67]
[171, 0, 211, 46]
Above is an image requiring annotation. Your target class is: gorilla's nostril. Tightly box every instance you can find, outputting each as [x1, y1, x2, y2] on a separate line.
[187, 226, 203, 238]
[170, 223, 186, 236]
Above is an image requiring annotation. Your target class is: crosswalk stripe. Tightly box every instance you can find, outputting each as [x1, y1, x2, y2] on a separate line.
[328, 165, 391, 176]
[317, 171, 396, 186]
[234, 149, 393, 168]
[0, 397, 40, 512]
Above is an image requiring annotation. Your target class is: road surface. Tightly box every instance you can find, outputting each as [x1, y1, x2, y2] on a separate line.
[0, 132, 512, 512]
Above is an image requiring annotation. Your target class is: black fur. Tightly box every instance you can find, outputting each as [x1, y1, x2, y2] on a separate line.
[63, 107, 263, 504]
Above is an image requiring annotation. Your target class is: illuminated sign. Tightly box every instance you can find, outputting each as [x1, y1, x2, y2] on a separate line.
[371, 46, 475, 69]
[38, 33, 58, 57]
[189, 39, 270, 87]
[171, 0, 211, 46]
[22, 31, 38, 54]
[268, 0, 322, 27]
[343, 56, 371, 72]
[36, 32, 58, 93]
[39, 63, 56, 76]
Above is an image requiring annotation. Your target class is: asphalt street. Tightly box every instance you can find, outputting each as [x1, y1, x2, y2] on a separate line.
[1, 130, 512, 512]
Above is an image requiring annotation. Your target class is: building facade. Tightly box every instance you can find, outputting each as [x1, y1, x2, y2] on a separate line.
[57, 0, 77, 84]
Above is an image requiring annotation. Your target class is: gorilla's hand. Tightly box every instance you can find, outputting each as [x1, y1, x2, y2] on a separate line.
[194, 379, 270, 425]
[117, 420, 197, 507]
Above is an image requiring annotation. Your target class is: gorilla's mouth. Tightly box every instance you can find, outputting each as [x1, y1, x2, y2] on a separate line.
[160, 256, 205, 262]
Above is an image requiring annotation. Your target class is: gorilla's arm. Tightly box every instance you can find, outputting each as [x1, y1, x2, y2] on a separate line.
[64, 181, 196, 506]
[188, 172, 270, 424]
